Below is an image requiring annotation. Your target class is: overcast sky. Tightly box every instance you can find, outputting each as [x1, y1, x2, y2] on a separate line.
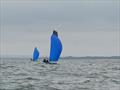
[0, 0, 119, 57]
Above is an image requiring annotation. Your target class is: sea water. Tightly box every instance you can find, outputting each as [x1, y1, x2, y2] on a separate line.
[0, 58, 120, 90]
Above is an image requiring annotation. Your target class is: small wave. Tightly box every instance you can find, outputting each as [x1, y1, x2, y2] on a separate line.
[111, 67, 120, 70]
[111, 79, 120, 84]
[16, 84, 35, 90]
[42, 84, 62, 90]
[25, 77, 40, 81]
[1, 65, 15, 69]
[13, 73, 28, 76]
[83, 80, 91, 84]
[86, 73, 99, 78]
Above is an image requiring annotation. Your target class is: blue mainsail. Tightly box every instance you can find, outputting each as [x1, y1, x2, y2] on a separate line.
[33, 47, 39, 61]
[49, 34, 62, 63]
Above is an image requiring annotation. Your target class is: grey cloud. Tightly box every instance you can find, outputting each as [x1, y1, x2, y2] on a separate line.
[0, 0, 119, 56]
[1, 0, 119, 32]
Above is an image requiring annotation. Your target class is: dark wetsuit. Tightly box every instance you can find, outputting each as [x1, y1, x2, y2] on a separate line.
[43, 59, 49, 64]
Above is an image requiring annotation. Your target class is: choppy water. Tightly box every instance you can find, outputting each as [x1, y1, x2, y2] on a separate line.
[0, 58, 120, 90]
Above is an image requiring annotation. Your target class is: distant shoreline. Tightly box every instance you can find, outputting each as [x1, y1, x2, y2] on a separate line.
[60, 56, 120, 59]
[0, 56, 120, 59]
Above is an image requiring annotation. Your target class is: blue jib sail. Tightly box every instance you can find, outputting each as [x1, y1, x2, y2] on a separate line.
[49, 34, 62, 63]
[33, 47, 39, 61]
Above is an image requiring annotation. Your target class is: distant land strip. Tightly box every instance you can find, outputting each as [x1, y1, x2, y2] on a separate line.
[60, 56, 120, 59]
[0, 56, 120, 59]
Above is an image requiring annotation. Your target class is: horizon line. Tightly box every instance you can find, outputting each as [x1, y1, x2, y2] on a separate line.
[0, 55, 120, 58]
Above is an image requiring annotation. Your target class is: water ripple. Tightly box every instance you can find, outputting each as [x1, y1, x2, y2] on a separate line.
[0, 59, 120, 90]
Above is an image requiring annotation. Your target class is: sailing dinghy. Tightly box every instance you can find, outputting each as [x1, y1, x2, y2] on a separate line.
[32, 47, 39, 62]
[43, 30, 62, 64]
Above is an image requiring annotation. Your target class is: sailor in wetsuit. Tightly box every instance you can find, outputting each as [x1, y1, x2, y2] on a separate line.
[43, 30, 58, 64]
[43, 58, 49, 64]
